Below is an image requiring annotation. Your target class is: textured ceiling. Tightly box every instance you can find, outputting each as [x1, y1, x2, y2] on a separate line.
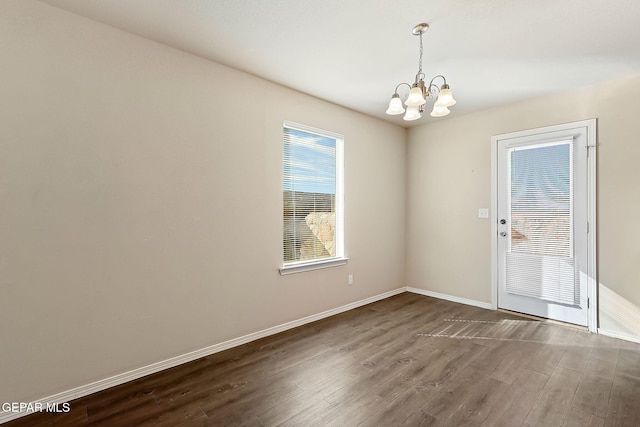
[40, 0, 640, 127]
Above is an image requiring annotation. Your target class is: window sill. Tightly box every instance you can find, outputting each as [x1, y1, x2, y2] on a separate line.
[279, 257, 349, 275]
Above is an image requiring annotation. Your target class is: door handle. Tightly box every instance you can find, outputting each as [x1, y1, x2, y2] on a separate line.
[500, 232, 507, 237]
[500, 219, 507, 225]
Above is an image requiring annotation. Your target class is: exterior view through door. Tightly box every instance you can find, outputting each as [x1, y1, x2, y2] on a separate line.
[493, 120, 597, 328]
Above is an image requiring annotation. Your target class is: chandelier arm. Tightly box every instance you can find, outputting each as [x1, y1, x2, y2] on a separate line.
[427, 74, 448, 88]
[394, 82, 413, 94]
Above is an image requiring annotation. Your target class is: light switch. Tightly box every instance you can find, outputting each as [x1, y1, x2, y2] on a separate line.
[478, 208, 489, 219]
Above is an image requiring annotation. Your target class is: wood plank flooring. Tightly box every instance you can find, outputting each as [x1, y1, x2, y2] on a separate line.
[5, 292, 640, 426]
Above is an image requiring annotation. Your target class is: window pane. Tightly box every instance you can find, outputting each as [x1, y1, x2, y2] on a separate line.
[283, 125, 339, 264]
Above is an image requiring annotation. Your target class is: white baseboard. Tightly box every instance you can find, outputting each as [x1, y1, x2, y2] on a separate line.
[0, 287, 406, 424]
[406, 287, 493, 310]
[598, 328, 640, 345]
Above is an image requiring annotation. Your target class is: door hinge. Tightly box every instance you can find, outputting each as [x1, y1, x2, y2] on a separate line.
[587, 298, 590, 309]
[587, 221, 590, 233]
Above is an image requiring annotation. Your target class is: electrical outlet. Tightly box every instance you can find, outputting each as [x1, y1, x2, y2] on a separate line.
[348, 274, 353, 285]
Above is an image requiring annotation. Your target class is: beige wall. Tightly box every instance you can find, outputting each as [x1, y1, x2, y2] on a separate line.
[0, 1, 406, 404]
[406, 74, 640, 340]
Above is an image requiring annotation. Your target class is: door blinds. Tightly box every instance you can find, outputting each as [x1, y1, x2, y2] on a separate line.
[505, 140, 580, 306]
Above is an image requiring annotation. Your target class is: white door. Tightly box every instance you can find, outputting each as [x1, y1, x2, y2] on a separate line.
[496, 122, 594, 326]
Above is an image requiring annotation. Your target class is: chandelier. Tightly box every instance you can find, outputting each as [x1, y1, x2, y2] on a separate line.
[385, 23, 456, 121]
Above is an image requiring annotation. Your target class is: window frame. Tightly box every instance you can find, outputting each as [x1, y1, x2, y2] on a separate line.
[279, 121, 347, 275]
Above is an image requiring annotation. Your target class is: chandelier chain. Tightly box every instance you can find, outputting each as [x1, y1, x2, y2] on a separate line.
[418, 32, 423, 75]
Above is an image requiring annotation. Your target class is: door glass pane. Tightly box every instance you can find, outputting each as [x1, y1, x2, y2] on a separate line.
[506, 141, 579, 306]
[510, 142, 572, 257]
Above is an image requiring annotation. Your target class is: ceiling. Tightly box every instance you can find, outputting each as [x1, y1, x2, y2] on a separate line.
[40, 0, 640, 127]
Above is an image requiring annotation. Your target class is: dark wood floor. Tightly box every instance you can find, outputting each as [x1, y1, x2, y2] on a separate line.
[5, 292, 640, 426]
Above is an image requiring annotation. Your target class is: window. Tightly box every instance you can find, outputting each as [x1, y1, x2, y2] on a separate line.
[280, 122, 345, 275]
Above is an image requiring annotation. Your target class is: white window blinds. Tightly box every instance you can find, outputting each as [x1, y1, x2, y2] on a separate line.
[505, 140, 579, 306]
[283, 123, 343, 265]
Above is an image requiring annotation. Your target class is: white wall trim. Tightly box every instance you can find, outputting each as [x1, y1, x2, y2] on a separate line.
[0, 287, 406, 424]
[279, 257, 349, 275]
[406, 287, 493, 310]
[585, 119, 598, 333]
[598, 328, 640, 345]
[490, 133, 499, 310]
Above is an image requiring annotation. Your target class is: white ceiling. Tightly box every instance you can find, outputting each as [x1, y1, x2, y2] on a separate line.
[41, 0, 640, 127]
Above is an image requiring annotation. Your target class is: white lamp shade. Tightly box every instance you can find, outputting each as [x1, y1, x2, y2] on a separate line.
[405, 86, 427, 107]
[385, 95, 405, 115]
[430, 105, 450, 117]
[403, 105, 422, 121]
[435, 87, 456, 107]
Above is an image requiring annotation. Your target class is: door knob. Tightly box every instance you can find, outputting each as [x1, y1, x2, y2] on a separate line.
[500, 232, 507, 237]
[500, 219, 507, 224]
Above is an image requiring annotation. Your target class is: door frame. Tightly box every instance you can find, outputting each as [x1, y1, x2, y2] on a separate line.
[490, 119, 598, 333]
